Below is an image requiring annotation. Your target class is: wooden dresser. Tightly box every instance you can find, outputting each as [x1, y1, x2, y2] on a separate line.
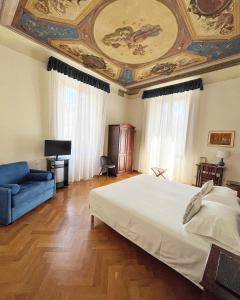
[196, 163, 224, 187]
[108, 124, 135, 176]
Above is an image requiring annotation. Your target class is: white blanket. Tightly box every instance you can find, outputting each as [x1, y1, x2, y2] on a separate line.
[89, 175, 211, 285]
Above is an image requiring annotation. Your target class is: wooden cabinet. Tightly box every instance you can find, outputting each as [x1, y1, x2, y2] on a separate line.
[108, 124, 135, 176]
[196, 163, 224, 187]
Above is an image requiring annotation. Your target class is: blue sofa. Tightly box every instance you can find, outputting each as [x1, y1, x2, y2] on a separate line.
[0, 161, 56, 225]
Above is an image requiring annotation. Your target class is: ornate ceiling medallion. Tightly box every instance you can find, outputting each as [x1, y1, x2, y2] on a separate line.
[93, 0, 178, 65]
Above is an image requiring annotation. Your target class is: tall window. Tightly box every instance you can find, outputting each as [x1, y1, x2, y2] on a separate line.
[49, 71, 107, 181]
[139, 90, 200, 184]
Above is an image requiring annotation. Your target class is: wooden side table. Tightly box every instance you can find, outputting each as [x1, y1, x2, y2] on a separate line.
[201, 244, 240, 300]
[196, 163, 224, 187]
[226, 181, 240, 197]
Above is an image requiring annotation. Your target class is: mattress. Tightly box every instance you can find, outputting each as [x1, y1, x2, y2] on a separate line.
[89, 174, 212, 286]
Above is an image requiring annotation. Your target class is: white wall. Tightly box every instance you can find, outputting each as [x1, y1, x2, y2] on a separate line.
[126, 98, 144, 170]
[197, 78, 240, 182]
[0, 44, 127, 169]
[0, 44, 49, 169]
[103, 93, 128, 154]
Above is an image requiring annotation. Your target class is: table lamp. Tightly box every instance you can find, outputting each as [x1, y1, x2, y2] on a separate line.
[216, 150, 229, 166]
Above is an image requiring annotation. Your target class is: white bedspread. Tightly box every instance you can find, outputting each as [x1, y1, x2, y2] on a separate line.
[89, 175, 211, 285]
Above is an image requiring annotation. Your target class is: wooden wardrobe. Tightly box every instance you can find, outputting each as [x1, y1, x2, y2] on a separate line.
[108, 124, 135, 176]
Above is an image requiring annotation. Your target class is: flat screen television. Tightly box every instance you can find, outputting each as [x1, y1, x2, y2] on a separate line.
[44, 140, 71, 159]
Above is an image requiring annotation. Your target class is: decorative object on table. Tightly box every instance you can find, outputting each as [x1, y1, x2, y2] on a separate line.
[151, 167, 167, 179]
[208, 131, 235, 147]
[226, 180, 240, 198]
[216, 150, 229, 166]
[200, 157, 207, 164]
[202, 244, 240, 300]
[196, 163, 224, 187]
[0, 161, 55, 225]
[108, 124, 135, 176]
[99, 156, 116, 177]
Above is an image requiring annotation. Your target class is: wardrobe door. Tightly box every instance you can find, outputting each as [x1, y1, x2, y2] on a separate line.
[108, 124, 135, 176]
[118, 126, 128, 174]
[126, 126, 134, 172]
[108, 125, 120, 174]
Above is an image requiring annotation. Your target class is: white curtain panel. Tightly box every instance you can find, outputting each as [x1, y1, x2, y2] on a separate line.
[139, 89, 200, 184]
[49, 71, 107, 181]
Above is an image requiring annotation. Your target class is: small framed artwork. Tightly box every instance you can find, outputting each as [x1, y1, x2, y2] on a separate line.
[208, 131, 235, 147]
[200, 157, 207, 163]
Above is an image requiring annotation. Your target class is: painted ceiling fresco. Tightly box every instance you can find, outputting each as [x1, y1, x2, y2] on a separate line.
[12, 0, 240, 89]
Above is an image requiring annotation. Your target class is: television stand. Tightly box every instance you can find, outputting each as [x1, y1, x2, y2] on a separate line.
[46, 158, 69, 189]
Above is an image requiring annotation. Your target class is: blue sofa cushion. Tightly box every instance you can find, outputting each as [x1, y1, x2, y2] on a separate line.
[0, 184, 20, 195]
[26, 172, 52, 181]
[12, 180, 55, 208]
[0, 161, 29, 184]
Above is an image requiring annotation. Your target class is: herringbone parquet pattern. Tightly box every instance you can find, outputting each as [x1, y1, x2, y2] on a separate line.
[0, 174, 202, 300]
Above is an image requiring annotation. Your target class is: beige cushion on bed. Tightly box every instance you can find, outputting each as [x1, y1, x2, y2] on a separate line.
[200, 180, 214, 196]
[183, 192, 202, 224]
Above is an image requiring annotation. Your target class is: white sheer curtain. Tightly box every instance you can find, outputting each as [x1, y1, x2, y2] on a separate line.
[139, 90, 200, 184]
[49, 71, 107, 181]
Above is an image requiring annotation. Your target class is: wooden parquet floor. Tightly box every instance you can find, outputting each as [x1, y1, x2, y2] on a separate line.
[0, 173, 202, 300]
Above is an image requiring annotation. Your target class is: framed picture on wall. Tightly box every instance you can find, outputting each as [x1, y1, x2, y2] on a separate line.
[208, 131, 235, 147]
[199, 157, 207, 164]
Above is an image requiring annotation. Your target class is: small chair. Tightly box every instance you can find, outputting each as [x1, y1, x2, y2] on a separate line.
[99, 156, 116, 177]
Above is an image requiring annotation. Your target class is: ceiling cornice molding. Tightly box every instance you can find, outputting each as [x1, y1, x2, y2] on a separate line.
[125, 55, 240, 95]
[0, 0, 19, 25]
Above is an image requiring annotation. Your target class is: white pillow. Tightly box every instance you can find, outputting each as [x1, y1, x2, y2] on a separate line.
[200, 180, 214, 196]
[184, 201, 240, 253]
[183, 192, 202, 224]
[204, 193, 240, 210]
[211, 186, 238, 197]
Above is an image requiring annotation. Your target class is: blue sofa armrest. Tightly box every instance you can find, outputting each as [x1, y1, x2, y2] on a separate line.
[0, 184, 20, 195]
[30, 169, 55, 180]
[0, 187, 12, 225]
[30, 169, 49, 173]
[26, 172, 53, 181]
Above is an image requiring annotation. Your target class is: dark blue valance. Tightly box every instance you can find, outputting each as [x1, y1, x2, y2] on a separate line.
[47, 56, 110, 93]
[142, 79, 203, 99]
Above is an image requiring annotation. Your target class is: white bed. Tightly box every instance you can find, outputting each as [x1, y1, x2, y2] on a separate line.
[89, 175, 213, 286]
